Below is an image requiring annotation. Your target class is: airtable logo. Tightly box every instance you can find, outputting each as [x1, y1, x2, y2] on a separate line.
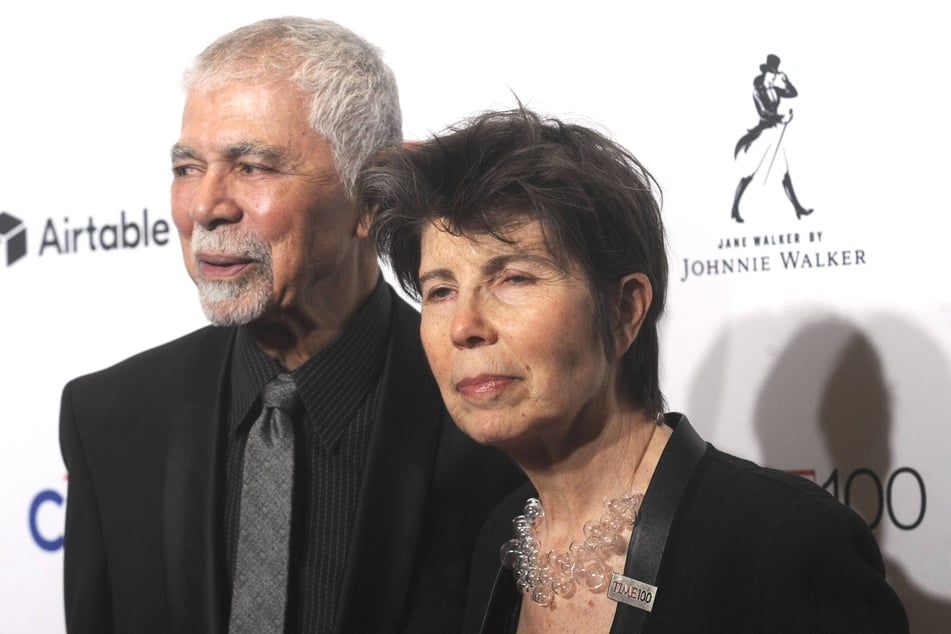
[0, 208, 170, 269]
[0, 212, 27, 266]
[678, 54, 869, 283]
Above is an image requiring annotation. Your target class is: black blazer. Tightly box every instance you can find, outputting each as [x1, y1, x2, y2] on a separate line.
[60, 289, 523, 633]
[463, 415, 908, 633]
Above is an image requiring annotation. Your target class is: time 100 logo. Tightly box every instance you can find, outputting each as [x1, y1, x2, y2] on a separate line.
[794, 467, 927, 530]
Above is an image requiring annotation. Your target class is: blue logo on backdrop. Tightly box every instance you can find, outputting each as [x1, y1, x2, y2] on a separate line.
[30, 488, 65, 552]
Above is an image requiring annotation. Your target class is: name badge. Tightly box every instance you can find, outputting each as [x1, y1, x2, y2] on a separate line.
[606, 572, 657, 612]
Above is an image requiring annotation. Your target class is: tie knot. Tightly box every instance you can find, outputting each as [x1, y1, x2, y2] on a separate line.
[261, 373, 302, 416]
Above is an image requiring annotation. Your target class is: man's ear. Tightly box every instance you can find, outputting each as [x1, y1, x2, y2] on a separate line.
[613, 273, 653, 357]
[355, 205, 375, 239]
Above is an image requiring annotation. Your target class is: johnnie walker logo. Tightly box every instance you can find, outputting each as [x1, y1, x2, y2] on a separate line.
[678, 54, 868, 283]
[731, 54, 813, 223]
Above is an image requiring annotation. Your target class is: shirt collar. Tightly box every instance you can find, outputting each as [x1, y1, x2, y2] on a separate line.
[230, 276, 393, 449]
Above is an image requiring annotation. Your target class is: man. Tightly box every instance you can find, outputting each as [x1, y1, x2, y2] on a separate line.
[59, 17, 521, 634]
[731, 54, 813, 222]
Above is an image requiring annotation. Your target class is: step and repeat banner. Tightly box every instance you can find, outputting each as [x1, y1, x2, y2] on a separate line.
[2, 1, 948, 631]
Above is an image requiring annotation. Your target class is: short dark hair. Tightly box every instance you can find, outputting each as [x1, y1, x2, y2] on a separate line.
[361, 108, 668, 417]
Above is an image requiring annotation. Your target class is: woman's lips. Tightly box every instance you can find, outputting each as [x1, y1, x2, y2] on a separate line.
[455, 374, 514, 398]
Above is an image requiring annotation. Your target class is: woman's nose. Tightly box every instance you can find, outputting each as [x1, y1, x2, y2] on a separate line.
[449, 293, 497, 349]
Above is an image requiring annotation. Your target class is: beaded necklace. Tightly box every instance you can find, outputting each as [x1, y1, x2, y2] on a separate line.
[500, 490, 642, 606]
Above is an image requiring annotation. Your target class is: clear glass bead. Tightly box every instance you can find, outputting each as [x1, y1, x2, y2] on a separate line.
[532, 586, 554, 606]
[513, 515, 532, 535]
[524, 498, 544, 525]
[570, 560, 589, 583]
[599, 514, 621, 533]
[584, 561, 608, 591]
[583, 520, 604, 539]
[499, 538, 520, 569]
[552, 577, 576, 598]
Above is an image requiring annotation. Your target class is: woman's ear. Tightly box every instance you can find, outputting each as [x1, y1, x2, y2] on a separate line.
[613, 273, 652, 357]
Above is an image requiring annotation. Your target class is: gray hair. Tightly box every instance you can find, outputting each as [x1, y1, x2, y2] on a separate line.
[183, 16, 402, 198]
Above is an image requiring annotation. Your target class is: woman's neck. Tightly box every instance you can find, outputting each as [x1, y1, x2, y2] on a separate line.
[518, 412, 672, 552]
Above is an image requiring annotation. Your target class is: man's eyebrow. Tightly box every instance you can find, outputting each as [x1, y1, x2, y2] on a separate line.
[224, 142, 288, 163]
[170, 144, 197, 161]
[168, 142, 289, 163]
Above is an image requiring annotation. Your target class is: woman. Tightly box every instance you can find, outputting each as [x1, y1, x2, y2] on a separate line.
[361, 109, 907, 633]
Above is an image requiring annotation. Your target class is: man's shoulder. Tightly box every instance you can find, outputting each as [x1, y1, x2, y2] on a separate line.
[66, 325, 233, 392]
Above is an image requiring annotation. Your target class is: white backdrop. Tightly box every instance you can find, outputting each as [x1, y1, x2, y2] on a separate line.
[1, 1, 948, 631]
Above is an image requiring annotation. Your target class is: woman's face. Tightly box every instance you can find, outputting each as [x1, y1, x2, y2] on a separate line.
[419, 217, 618, 450]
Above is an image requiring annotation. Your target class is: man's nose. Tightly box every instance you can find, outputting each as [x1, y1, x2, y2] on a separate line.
[190, 170, 241, 228]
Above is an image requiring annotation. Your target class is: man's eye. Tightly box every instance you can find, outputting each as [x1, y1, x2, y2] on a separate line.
[239, 163, 271, 174]
[172, 164, 197, 177]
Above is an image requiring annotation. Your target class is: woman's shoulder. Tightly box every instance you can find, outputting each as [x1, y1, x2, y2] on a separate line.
[692, 444, 848, 512]
[685, 443, 874, 544]
[653, 443, 908, 632]
[680, 443, 894, 593]
[700, 444, 836, 505]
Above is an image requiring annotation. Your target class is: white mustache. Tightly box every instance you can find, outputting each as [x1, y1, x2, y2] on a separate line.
[190, 224, 271, 262]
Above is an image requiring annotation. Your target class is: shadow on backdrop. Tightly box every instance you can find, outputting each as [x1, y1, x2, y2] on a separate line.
[686, 313, 951, 632]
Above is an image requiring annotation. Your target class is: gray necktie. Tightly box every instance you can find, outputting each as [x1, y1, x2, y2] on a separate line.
[229, 373, 300, 634]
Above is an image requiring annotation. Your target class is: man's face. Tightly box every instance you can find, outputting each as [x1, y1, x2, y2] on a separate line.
[171, 81, 362, 326]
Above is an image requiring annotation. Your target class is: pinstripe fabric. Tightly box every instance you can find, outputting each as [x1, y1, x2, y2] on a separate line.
[224, 280, 392, 633]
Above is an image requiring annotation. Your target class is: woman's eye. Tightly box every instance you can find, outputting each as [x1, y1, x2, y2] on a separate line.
[425, 286, 454, 302]
[502, 272, 534, 285]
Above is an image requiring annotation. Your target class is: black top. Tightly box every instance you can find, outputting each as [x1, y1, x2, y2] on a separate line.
[463, 415, 909, 634]
[60, 285, 526, 634]
[223, 279, 391, 632]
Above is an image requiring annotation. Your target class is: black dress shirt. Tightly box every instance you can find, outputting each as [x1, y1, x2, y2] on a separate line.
[223, 279, 392, 632]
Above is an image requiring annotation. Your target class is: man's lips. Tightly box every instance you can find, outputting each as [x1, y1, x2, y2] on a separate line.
[196, 253, 255, 278]
[454, 374, 515, 397]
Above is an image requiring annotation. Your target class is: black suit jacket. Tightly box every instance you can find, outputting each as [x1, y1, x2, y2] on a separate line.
[60, 289, 523, 633]
[463, 415, 908, 633]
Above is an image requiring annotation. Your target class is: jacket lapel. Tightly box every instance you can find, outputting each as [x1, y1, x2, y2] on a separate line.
[333, 295, 444, 633]
[462, 482, 535, 634]
[162, 327, 235, 634]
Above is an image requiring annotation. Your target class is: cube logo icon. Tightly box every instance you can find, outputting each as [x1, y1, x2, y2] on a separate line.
[0, 212, 27, 266]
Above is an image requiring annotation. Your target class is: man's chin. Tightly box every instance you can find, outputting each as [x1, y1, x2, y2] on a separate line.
[196, 278, 271, 326]
[198, 295, 270, 327]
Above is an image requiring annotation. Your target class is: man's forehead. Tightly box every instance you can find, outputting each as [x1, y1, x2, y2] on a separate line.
[174, 81, 322, 156]
[184, 78, 304, 104]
